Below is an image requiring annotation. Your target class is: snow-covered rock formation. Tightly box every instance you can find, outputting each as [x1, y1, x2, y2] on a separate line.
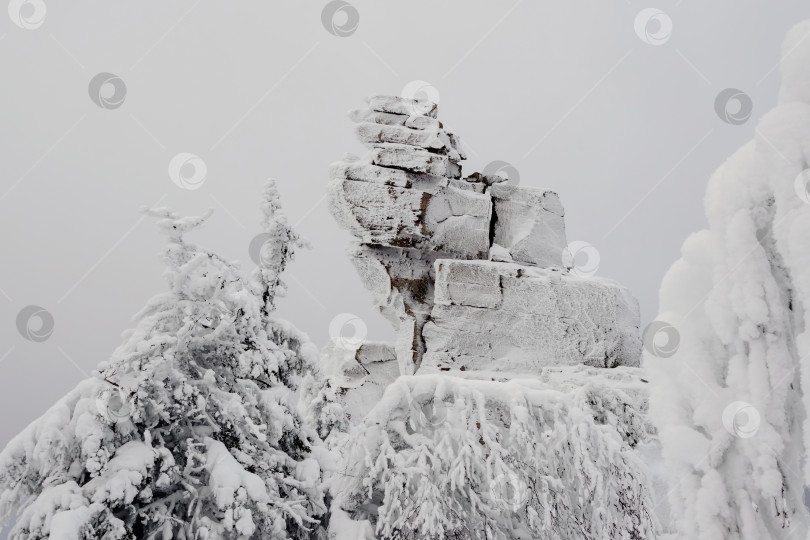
[422, 259, 642, 372]
[328, 95, 642, 376]
[650, 20, 810, 539]
[325, 95, 658, 538]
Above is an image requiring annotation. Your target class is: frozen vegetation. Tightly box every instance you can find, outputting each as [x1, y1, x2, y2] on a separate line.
[2, 19, 810, 540]
[649, 19, 810, 539]
[0, 183, 328, 538]
[322, 94, 658, 539]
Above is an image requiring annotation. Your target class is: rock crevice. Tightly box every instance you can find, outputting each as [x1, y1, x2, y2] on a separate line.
[328, 95, 641, 375]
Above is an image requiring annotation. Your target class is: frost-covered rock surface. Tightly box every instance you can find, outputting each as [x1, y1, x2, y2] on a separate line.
[423, 260, 641, 371]
[325, 95, 657, 539]
[490, 183, 568, 268]
[328, 95, 642, 374]
[649, 20, 810, 539]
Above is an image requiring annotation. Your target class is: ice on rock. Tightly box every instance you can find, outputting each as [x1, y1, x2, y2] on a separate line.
[325, 94, 655, 538]
[348, 107, 442, 130]
[328, 174, 489, 257]
[327, 94, 643, 373]
[422, 260, 642, 371]
[365, 94, 438, 118]
[369, 143, 462, 177]
[320, 339, 399, 425]
[355, 123, 465, 160]
[490, 184, 568, 268]
[329, 160, 448, 191]
[347, 243, 442, 373]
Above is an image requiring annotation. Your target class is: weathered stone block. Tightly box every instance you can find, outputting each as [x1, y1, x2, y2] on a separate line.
[348, 108, 442, 131]
[370, 144, 461, 178]
[328, 178, 490, 258]
[489, 185, 568, 268]
[347, 244, 449, 374]
[321, 340, 400, 424]
[355, 123, 465, 161]
[329, 160, 448, 192]
[366, 95, 437, 118]
[422, 260, 642, 371]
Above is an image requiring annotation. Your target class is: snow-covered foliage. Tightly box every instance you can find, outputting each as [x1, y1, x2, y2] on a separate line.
[251, 179, 309, 314]
[650, 20, 810, 539]
[333, 373, 658, 539]
[0, 189, 327, 538]
[321, 93, 658, 538]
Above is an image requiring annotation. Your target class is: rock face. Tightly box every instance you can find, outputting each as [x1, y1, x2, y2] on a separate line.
[490, 184, 568, 268]
[422, 260, 642, 371]
[328, 95, 642, 375]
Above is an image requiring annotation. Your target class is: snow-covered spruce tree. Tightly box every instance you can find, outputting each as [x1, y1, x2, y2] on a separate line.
[251, 180, 308, 315]
[333, 374, 658, 539]
[0, 189, 327, 538]
[649, 21, 810, 539]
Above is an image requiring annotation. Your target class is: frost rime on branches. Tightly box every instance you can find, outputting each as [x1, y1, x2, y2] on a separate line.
[0, 187, 326, 539]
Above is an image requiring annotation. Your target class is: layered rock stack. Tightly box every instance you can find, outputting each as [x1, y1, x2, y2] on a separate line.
[328, 95, 641, 380]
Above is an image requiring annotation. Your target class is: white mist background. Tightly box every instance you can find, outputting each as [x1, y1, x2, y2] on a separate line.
[0, 1, 808, 452]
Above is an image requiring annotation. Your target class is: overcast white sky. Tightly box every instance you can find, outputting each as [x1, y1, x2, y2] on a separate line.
[1, 1, 809, 450]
